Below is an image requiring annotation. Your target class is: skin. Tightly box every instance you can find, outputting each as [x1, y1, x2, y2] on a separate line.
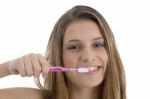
[0, 54, 49, 99]
[63, 19, 108, 99]
[0, 87, 43, 99]
[0, 19, 108, 99]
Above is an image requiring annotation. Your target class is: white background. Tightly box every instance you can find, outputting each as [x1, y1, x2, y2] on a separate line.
[0, 0, 150, 99]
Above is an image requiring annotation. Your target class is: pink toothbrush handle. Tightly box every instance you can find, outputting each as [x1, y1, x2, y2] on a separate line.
[49, 66, 68, 72]
[49, 66, 90, 73]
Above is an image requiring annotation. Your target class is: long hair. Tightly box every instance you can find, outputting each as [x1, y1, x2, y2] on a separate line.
[35, 5, 126, 99]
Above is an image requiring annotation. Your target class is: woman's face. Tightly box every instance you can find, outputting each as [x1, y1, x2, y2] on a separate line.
[62, 19, 108, 88]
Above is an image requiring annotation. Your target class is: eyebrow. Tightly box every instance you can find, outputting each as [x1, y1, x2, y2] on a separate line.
[67, 37, 104, 44]
[92, 37, 104, 41]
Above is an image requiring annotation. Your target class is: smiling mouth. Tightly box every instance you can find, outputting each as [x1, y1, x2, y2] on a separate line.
[88, 66, 101, 72]
[78, 65, 101, 73]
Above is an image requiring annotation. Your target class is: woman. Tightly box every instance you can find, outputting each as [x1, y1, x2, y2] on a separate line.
[0, 5, 126, 99]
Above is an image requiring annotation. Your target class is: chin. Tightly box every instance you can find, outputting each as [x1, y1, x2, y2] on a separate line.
[79, 79, 103, 88]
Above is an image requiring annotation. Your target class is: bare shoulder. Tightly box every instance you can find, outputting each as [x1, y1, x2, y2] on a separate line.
[0, 87, 44, 99]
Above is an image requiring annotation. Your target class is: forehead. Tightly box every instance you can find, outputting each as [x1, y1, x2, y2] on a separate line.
[63, 19, 102, 42]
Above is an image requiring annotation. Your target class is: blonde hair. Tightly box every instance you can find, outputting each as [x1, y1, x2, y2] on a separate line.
[35, 5, 126, 99]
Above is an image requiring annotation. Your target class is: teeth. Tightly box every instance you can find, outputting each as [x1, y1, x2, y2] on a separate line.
[88, 67, 98, 71]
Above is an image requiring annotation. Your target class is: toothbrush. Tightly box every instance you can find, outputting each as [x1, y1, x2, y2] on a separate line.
[49, 66, 91, 73]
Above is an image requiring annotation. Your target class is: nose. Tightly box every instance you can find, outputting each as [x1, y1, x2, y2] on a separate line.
[79, 48, 96, 63]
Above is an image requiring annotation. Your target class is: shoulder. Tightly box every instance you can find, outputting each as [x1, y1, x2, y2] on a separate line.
[0, 87, 44, 99]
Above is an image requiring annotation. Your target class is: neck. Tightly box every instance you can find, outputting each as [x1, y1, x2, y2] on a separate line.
[68, 85, 101, 99]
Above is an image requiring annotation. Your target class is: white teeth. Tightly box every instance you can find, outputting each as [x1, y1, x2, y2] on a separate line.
[77, 68, 90, 73]
[88, 67, 98, 71]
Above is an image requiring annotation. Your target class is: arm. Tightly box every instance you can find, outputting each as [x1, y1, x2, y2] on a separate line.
[0, 61, 11, 78]
[0, 53, 49, 78]
[0, 53, 49, 99]
[0, 87, 43, 99]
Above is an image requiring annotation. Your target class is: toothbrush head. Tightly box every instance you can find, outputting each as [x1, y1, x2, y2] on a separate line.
[76, 67, 90, 73]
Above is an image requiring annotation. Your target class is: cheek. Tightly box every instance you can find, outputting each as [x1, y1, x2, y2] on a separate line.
[101, 50, 108, 69]
[100, 48, 108, 60]
[63, 53, 77, 68]
[103, 50, 108, 63]
[97, 49, 108, 69]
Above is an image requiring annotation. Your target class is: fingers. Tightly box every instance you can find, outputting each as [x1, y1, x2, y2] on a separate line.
[30, 54, 41, 78]
[23, 55, 33, 77]
[27, 53, 49, 78]
[8, 53, 49, 78]
[38, 54, 49, 78]
[17, 58, 25, 76]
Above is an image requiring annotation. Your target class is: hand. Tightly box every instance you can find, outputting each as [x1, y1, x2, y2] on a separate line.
[8, 53, 49, 78]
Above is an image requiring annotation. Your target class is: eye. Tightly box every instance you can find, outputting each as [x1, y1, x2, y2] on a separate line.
[93, 42, 104, 48]
[68, 44, 81, 50]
